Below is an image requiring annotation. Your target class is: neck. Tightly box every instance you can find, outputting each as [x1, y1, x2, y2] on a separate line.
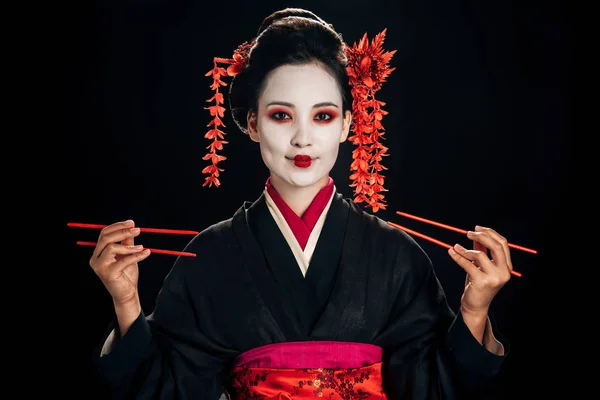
[268, 175, 329, 217]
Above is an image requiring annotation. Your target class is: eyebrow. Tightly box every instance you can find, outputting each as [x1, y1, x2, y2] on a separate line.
[266, 101, 339, 108]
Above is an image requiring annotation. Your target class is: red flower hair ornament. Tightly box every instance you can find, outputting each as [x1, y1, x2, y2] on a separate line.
[203, 31, 396, 213]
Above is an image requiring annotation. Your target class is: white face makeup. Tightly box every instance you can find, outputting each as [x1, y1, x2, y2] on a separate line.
[247, 63, 351, 191]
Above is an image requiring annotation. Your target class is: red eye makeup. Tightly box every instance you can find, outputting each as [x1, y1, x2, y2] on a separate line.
[268, 108, 292, 121]
[314, 108, 338, 123]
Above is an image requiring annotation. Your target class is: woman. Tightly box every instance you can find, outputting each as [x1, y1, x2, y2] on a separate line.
[91, 8, 511, 399]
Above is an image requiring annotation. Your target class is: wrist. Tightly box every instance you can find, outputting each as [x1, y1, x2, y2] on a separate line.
[113, 295, 141, 322]
[460, 305, 489, 324]
[113, 293, 140, 310]
[113, 296, 141, 337]
[460, 305, 489, 345]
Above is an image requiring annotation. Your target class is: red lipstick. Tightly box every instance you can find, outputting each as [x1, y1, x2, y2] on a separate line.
[293, 154, 312, 168]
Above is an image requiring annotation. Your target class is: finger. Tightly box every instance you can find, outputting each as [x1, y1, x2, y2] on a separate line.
[475, 225, 513, 271]
[121, 226, 136, 247]
[452, 243, 494, 273]
[100, 219, 135, 236]
[94, 227, 141, 259]
[94, 227, 140, 258]
[111, 249, 151, 273]
[449, 246, 482, 277]
[90, 243, 145, 270]
[103, 242, 145, 258]
[466, 230, 507, 270]
[466, 241, 485, 287]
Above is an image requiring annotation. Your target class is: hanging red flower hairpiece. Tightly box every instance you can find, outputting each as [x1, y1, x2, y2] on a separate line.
[344, 29, 396, 213]
[203, 30, 396, 214]
[202, 40, 255, 187]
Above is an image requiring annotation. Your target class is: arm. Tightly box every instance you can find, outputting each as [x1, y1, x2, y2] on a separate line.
[378, 239, 508, 400]
[98, 297, 142, 357]
[91, 238, 232, 400]
[447, 226, 516, 358]
[461, 307, 504, 356]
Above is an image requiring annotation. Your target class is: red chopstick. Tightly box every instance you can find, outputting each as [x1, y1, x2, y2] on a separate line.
[76, 241, 196, 257]
[395, 211, 537, 255]
[387, 221, 522, 277]
[67, 222, 199, 235]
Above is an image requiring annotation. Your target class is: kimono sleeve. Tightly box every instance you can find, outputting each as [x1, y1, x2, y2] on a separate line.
[380, 239, 507, 399]
[91, 237, 231, 400]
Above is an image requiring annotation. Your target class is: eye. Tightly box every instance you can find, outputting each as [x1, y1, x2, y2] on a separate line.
[271, 112, 291, 120]
[314, 112, 333, 121]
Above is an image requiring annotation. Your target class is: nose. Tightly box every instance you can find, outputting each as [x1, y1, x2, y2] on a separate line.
[290, 122, 312, 148]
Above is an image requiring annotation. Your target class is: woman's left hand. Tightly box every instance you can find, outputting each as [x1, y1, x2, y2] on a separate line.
[448, 225, 513, 315]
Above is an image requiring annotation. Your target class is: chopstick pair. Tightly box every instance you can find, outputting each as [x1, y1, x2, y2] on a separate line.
[68, 222, 198, 257]
[387, 211, 537, 278]
[70, 211, 535, 275]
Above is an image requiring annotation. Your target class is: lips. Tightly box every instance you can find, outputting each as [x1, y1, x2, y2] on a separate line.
[293, 155, 311, 162]
[292, 154, 312, 168]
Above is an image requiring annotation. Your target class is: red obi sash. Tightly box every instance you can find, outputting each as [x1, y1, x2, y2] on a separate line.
[230, 341, 389, 399]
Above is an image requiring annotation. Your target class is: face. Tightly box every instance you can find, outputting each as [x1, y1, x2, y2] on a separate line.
[247, 63, 351, 190]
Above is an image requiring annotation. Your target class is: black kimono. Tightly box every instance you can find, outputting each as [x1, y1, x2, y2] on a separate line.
[92, 191, 507, 399]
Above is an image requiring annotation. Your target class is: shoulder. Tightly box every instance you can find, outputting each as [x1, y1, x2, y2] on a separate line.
[345, 197, 434, 274]
[345, 198, 423, 249]
[195, 217, 236, 245]
[177, 218, 235, 255]
[181, 197, 256, 254]
[166, 206, 244, 280]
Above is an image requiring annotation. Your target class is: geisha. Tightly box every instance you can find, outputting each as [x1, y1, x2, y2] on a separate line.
[90, 8, 513, 399]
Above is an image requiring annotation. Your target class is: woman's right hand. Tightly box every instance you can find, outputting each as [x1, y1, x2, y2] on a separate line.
[89, 219, 151, 306]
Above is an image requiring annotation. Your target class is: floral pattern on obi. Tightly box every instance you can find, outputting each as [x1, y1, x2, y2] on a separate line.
[230, 362, 388, 399]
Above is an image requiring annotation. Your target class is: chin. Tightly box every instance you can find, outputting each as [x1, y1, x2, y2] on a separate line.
[286, 178, 318, 188]
[286, 173, 327, 188]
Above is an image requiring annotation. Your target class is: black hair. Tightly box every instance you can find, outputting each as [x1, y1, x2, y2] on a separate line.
[228, 8, 352, 134]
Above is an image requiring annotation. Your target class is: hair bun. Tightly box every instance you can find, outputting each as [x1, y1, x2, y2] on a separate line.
[257, 7, 329, 35]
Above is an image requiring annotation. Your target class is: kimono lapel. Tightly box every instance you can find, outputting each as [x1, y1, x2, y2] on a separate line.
[231, 199, 301, 341]
[308, 199, 367, 340]
[263, 187, 335, 276]
[239, 193, 350, 340]
[302, 192, 349, 329]
[232, 191, 364, 339]
[233, 194, 307, 339]
[261, 191, 350, 336]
